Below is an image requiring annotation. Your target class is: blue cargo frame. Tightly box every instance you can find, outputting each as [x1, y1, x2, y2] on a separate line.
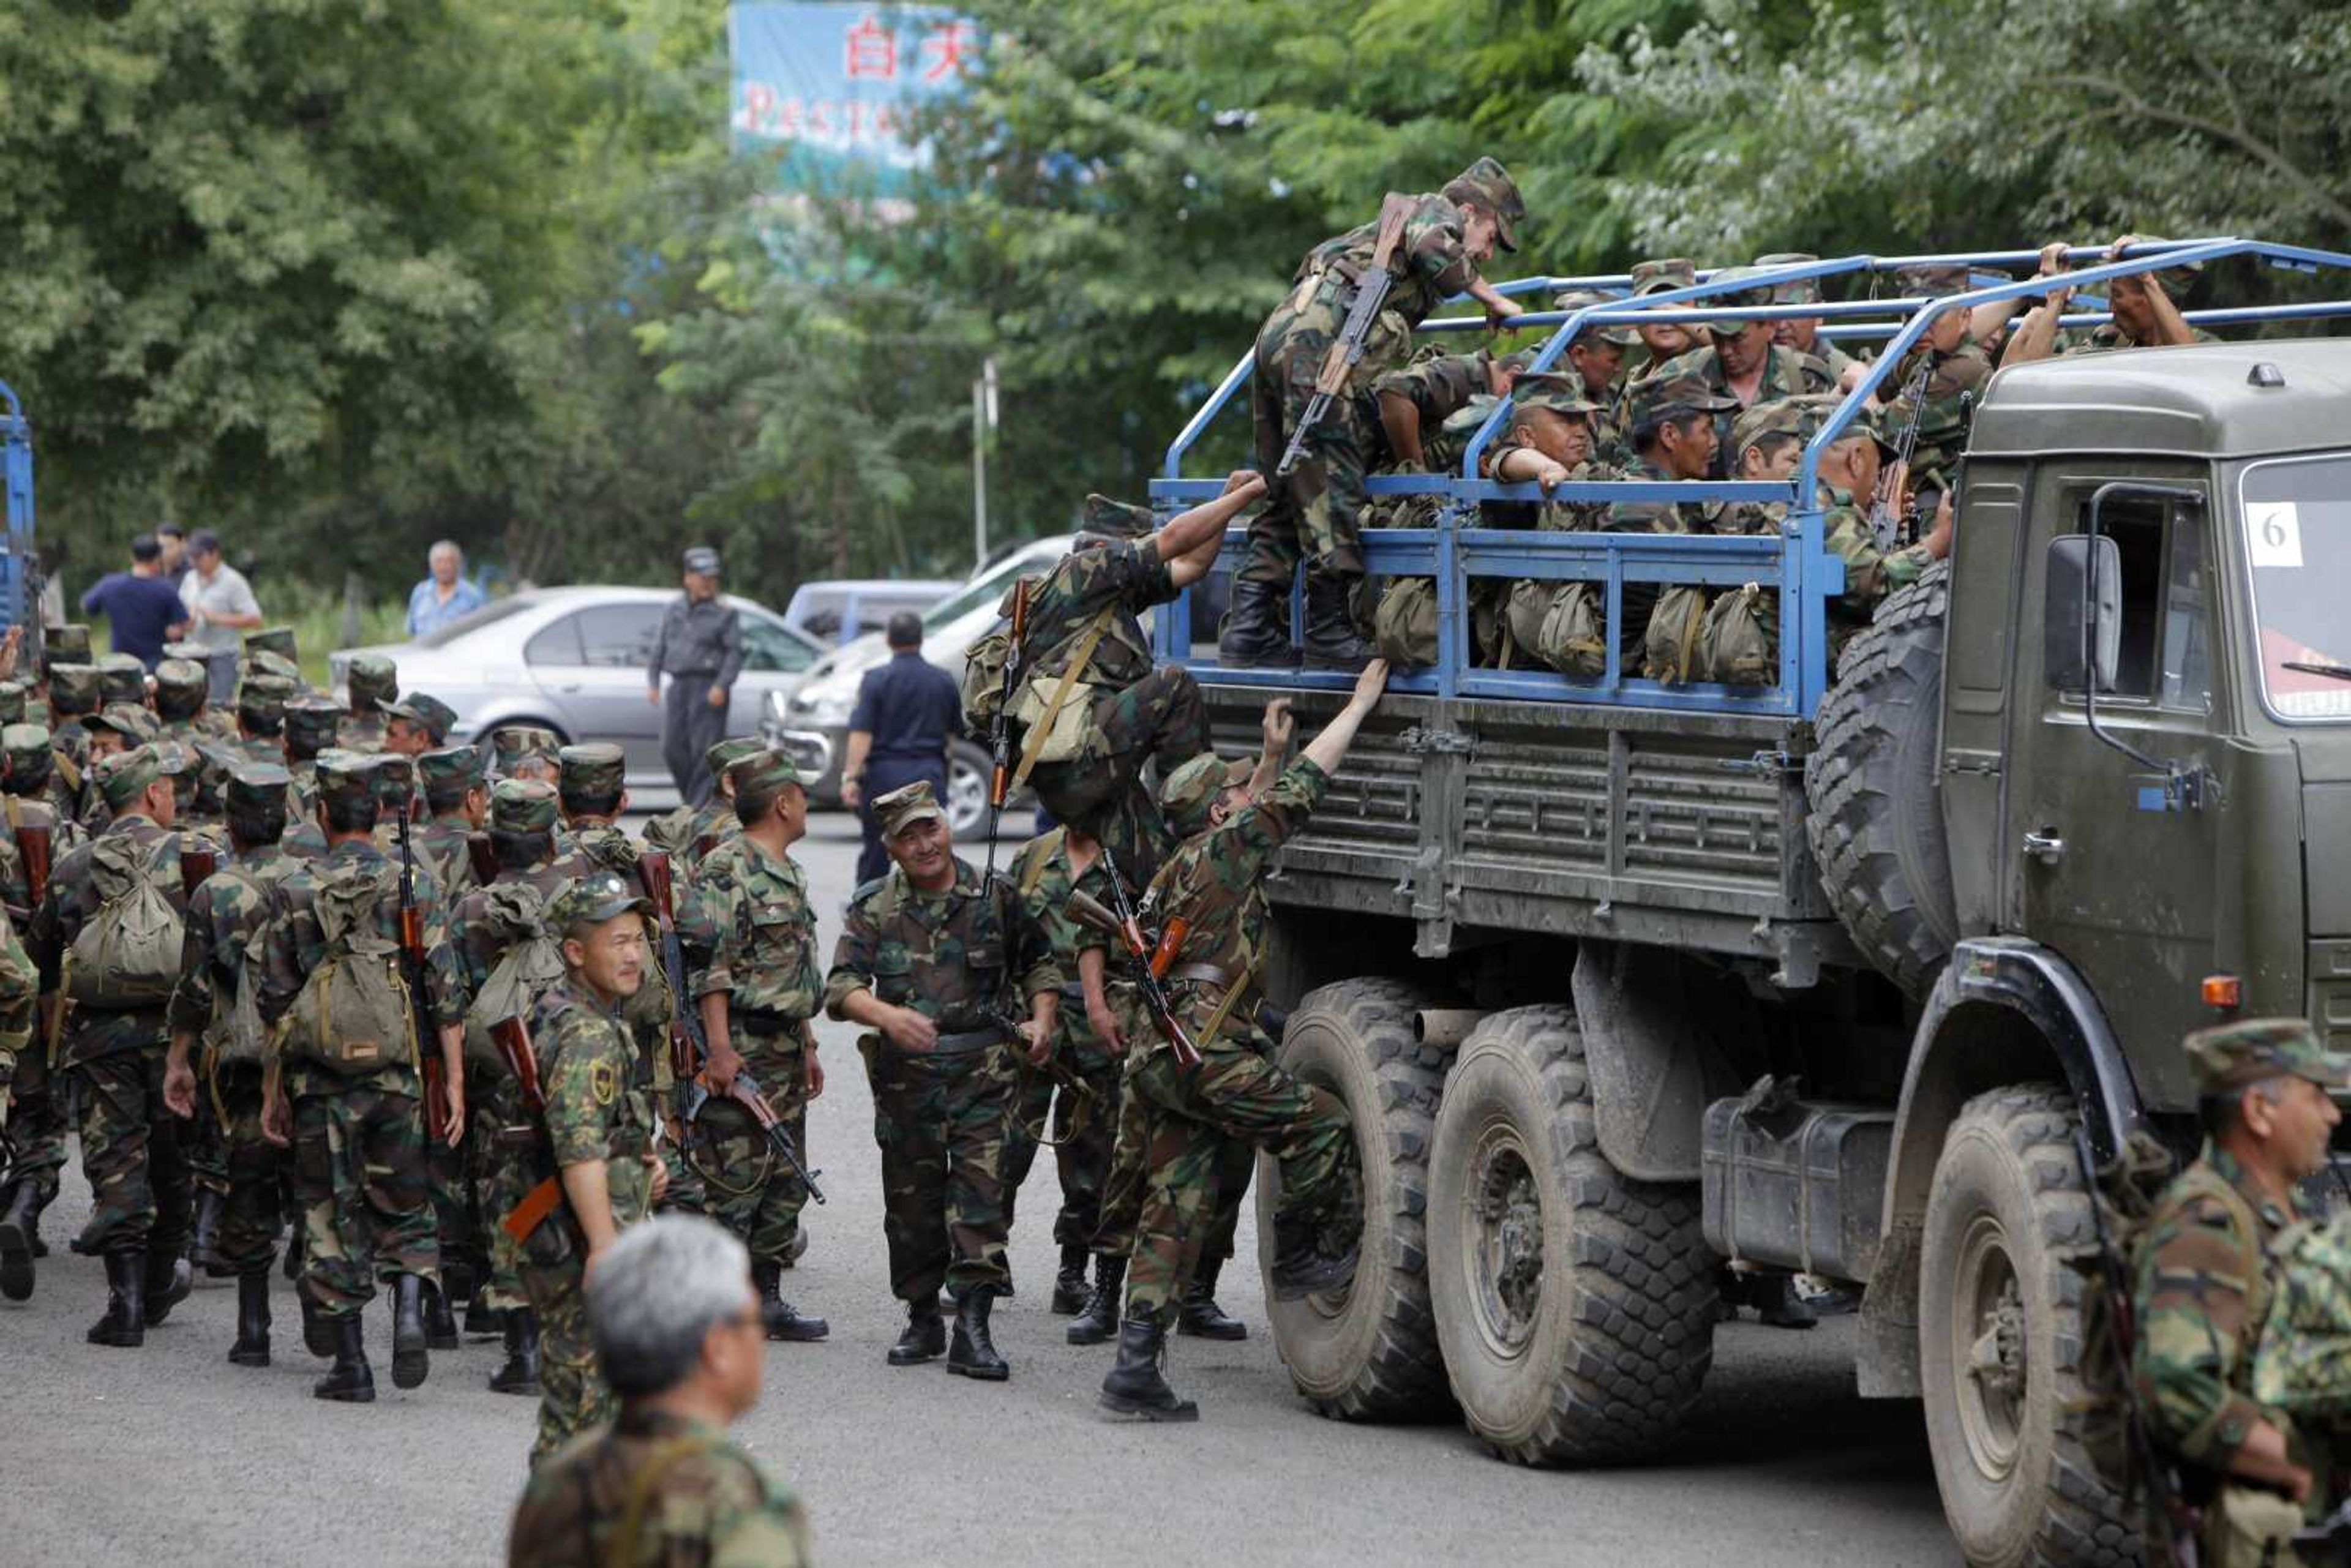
[1149, 239, 2351, 721]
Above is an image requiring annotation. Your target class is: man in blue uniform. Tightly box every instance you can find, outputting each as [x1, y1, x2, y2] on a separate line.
[645, 547, 742, 807]
[840, 612, 963, 887]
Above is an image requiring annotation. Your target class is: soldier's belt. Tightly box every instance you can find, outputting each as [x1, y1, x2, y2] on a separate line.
[733, 1010, 805, 1040]
[924, 1022, 1011, 1056]
[1056, 981, 1087, 1005]
[494, 1122, 549, 1154]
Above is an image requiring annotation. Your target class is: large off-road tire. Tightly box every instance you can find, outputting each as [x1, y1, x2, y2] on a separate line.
[1425, 1004, 1715, 1463]
[1920, 1086, 2137, 1567]
[1805, 561, 1958, 998]
[1257, 978, 1453, 1420]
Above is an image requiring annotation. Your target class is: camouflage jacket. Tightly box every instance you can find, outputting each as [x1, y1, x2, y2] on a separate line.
[1374, 352, 1489, 476]
[823, 855, 1060, 1049]
[1714, 483, 1933, 658]
[0, 912, 37, 1090]
[2132, 1142, 2309, 1473]
[166, 841, 297, 1043]
[254, 836, 467, 1098]
[507, 1406, 810, 1568]
[51, 718, 91, 775]
[1884, 332, 1994, 495]
[1649, 342, 1836, 478]
[504, 978, 658, 1247]
[1137, 759, 1329, 1054]
[643, 797, 740, 879]
[1012, 538, 1170, 691]
[1294, 190, 1477, 331]
[1010, 826, 1120, 1059]
[684, 834, 820, 1053]
[280, 818, 330, 862]
[29, 812, 192, 1060]
[285, 759, 322, 825]
[2062, 321, 2220, 356]
[337, 711, 389, 753]
[414, 812, 482, 906]
[552, 821, 677, 1063]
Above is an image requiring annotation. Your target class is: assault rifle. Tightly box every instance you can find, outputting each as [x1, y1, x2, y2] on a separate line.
[983, 579, 1030, 896]
[1067, 883, 1199, 1070]
[636, 848, 705, 1137]
[464, 831, 497, 888]
[1870, 356, 1937, 552]
[394, 803, 463, 1177]
[492, 1015, 561, 1244]
[179, 845, 217, 902]
[15, 818, 48, 910]
[702, 1067, 825, 1205]
[1277, 194, 1411, 478]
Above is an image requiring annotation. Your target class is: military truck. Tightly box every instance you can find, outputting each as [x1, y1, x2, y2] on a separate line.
[1141, 242, 2351, 1567]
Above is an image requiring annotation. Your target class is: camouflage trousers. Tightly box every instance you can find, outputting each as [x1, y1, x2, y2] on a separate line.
[1027, 666, 1205, 888]
[519, 1258, 608, 1467]
[472, 1084, 527, 1313]
[1092, 1056, 1253, 1266]
[1003, 1035, 1120, 1250]
[1243, 298, 1373, 585]
[184, 1086, 230, 1198]
[1121, 1034, 1352, 1326]
[3, 1037, 69, 1201]
[72, 1043, 192, 1257]
[209, 1062, 285, 1275]
[427, 1136, 483, 1294]
[692, 1038, 811, 1269]
[292, 1084, 440, 1317]
[861, 1040, 1014, 1303]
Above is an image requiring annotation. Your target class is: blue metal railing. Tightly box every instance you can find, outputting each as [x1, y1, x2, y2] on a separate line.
[1150, 238, 2351, 719]
[0, 380, 34, 640]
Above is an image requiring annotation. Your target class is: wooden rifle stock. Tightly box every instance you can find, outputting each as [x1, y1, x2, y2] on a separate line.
[464, 831, 497, 887]
[490, 1015, 545, 1116]
[18, 822, 51, 907]
[179, 846, 218, 902]
[989, 580, 1031, 813]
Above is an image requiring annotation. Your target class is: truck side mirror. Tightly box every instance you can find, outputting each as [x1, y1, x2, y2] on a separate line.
[2044, 535, 2121, 692]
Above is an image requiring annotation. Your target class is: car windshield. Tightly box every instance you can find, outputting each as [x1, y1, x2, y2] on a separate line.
[2241, 454, 2351, 721]
[410, 596, 534, 649]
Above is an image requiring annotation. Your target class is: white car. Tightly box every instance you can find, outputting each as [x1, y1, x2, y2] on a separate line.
[331, 586, 824, 809]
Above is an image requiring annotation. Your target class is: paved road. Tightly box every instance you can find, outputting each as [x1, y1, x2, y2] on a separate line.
[0, 812, 1959, 1566]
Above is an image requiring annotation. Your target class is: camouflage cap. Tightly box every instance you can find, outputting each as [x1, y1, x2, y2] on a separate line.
[243, 649, 301, 688]
[383, 692, 459, 743]
[1701, 265, 1776, 336]
[1160, 753, 1252, 837]
[237, 673, 297, 724]
[0, 681, 26, 726]
[558, 741, 626, 801]
[874, 778, 945, 841]
[1629, 258, 1698, 298]
[315, 754, 376, 812]
[283, 696, 344, 749]
[154, 657, 208, 700]
[548, 871, 651, 937]
[1729, 397, 1817, 458]
[224, 762, 292, 817]
[1549, 290, 1638, 348]
[492, 724, 561, 772]
[48, 664, 99, 715]
[42, 624, 92, 672]
[1, 722, 48, 771]
[97, 653, 148, 706]
[704, 735, 765, 778]
[150, 737, 194, 778]
[1078, 495, 1156, 544]
[163, 640, 211, 666]
[244, 627, 298, 659]
[417, 743, 486, 798]
[94, 745, 162, 809]
[2184, 1017, 2351, 1095]
[346, 655, 398, 710]
[1622, 373, 1740, 431]
[1895, 263, 1971, 296]
[90, 702, 162, 744]
[725, 748, 802, 800]
[490, 777, 560, 833]
[1442, 156, 1523, 252]
[1754, 252, 1824, 306]
[1799, 393, 1896, 455]
[367, 752, 416, 811]
[1512, 372, 1603, 419]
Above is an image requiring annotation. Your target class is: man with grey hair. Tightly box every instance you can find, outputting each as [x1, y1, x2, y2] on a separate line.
[506, 1214, 811, 1567]
[405, 540, 487, 638]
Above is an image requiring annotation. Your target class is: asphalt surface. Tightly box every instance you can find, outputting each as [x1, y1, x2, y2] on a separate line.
[0, 811, 1961, 1566]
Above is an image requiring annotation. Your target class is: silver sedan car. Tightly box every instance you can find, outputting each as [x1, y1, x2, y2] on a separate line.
[330, 586, 824, 809]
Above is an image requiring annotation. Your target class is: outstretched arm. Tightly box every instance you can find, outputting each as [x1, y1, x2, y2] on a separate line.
[1161, 470, 1268, 589]
[1302, 659, 1390, 777]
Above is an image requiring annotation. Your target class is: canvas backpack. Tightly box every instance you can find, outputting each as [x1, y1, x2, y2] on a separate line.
[1699, 585, 1777, 688]
[461, 882, 567, 1078]
[201, 863, 275, 1070]
[1373, 577, 1439, 669]
[1506, 580, 1608, 680]
[1642, 585, 1711, 685]
[280, 859, 418, 1077]
[64, 834, 187, 1008]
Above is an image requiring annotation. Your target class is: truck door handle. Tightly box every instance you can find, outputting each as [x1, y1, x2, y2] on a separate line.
[2022, 829, 2065, 864]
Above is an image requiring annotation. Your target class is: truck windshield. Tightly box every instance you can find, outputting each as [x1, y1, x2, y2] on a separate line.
[2241, 454, 2351, 721]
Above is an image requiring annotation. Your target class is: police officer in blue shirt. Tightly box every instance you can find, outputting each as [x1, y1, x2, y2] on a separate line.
[839, 611, 962, 885]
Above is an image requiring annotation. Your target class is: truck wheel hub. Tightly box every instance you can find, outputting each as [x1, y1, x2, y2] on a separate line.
[1955, 1215, 2028, 1477]
[1468, 1126, 1543, 1356]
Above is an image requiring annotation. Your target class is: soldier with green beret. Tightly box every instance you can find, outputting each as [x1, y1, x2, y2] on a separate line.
[2133, 1017, 2351, 1561]
[825, 775, 1060, 1379]
[339, 654, 398, 752]
[677, 749, 828, 1345]
[643, 735, 760, 878]
[255, 752, 469, 1403]
[383, 692, 459, 756]
[1226, 157, 1527, 671]
[161, 762, 298, 1367]
[26, 743, 201, 1348]
[0, 720, 73, 1299]
[281, 696, 343, 822]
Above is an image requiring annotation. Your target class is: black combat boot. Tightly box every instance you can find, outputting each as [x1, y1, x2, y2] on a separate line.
[1177, 1256, 1248, 1341]
[1065, 1255, 1125, 1346]
[1300, 568, 1374, 673]
[87, 1251, 146, 1348]
[463, 1291, 501, 1338]
[489, 1308, 540, 1395]
[389, 1275, 430, 1390]
[282, 1225, 304, 1281]
[887, 1300, 946, 1366]
[143, 1247, 193, 1328]
[1267, 1214, 1358, 1301]
[1051, 1244, 1090, 1316]
[315, 1311, 375, 1403]
[754, 1259, 828, 1342]
[70, 1217, 102, 1257]
[0, 1179, 40, 1302]
[1100, 1316, 1198, 1421]
[947, 1288, 1009, 1381]
[229, 1270, 272, 1367]
[189, 1188, 226, 1276]
[420, 1278, 460, 1351]
[1217, 577, 1300, 669]
[300, 1287, 336, 1358]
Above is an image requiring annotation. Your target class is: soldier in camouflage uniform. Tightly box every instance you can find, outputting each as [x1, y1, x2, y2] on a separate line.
[1000, 477, 1262, 888]
[678, 749, 828, 1344]
[96, 653, 148, 711]
[1224, 159, 1526, 672]
[0, 722, 75, 1294]
[414, 744, 488, 904]
[338, 654, 397, 752]
[230, 673, 296, 770]
[1618, 257, 1701, 385]
[47, 661, 98, 780]
[826, 779, 1060, 1379]
[162, 763, 296, 1365]
[26, 746, 200, 1345]
[282, 696, 342, 822]
[2134, 1018, 2349, 1564]
[1548, 291, 1640, 463]
[2008, 234, 2218, 364]
[28, 623, 92, 728]
[256, 755, 468, 1402]
[506, 1215, 810, 1568]
[1371, 345, 1526, 482]
[383, 692, 457, 756]
[0, 883, 48, 1304]
[643, 735, 760, 876]
[1869, 264, 1996, 508]
[155, 655, 236, 743]
[1753, 252, 1861, 384]
[502, 873, 667, 1465]
[1651, 264, 1837, 479]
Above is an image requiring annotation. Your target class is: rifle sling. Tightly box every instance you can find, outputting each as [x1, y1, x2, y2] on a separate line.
[1008, 607, 1116, 795]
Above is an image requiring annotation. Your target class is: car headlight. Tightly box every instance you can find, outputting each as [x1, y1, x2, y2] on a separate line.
[788, 689, 853, 728]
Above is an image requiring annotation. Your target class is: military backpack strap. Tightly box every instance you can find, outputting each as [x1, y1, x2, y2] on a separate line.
[1008, 607, 1116, 795]
[1016, 827, 1068, 899]
[2165, 1166, 2277, 1336]
[606, 1433, 721, 1568]
[51, 751, 78, 795]
[3, 795, 18, 835]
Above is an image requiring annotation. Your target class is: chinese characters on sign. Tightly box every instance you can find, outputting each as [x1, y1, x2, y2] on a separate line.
[730, 4, 978, 195]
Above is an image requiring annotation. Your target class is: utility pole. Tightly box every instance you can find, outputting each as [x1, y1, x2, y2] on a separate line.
[972, 356, 997, 570]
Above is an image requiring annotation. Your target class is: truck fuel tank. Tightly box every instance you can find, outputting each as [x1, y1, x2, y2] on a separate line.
[1701, 1077, 1894, 1285]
